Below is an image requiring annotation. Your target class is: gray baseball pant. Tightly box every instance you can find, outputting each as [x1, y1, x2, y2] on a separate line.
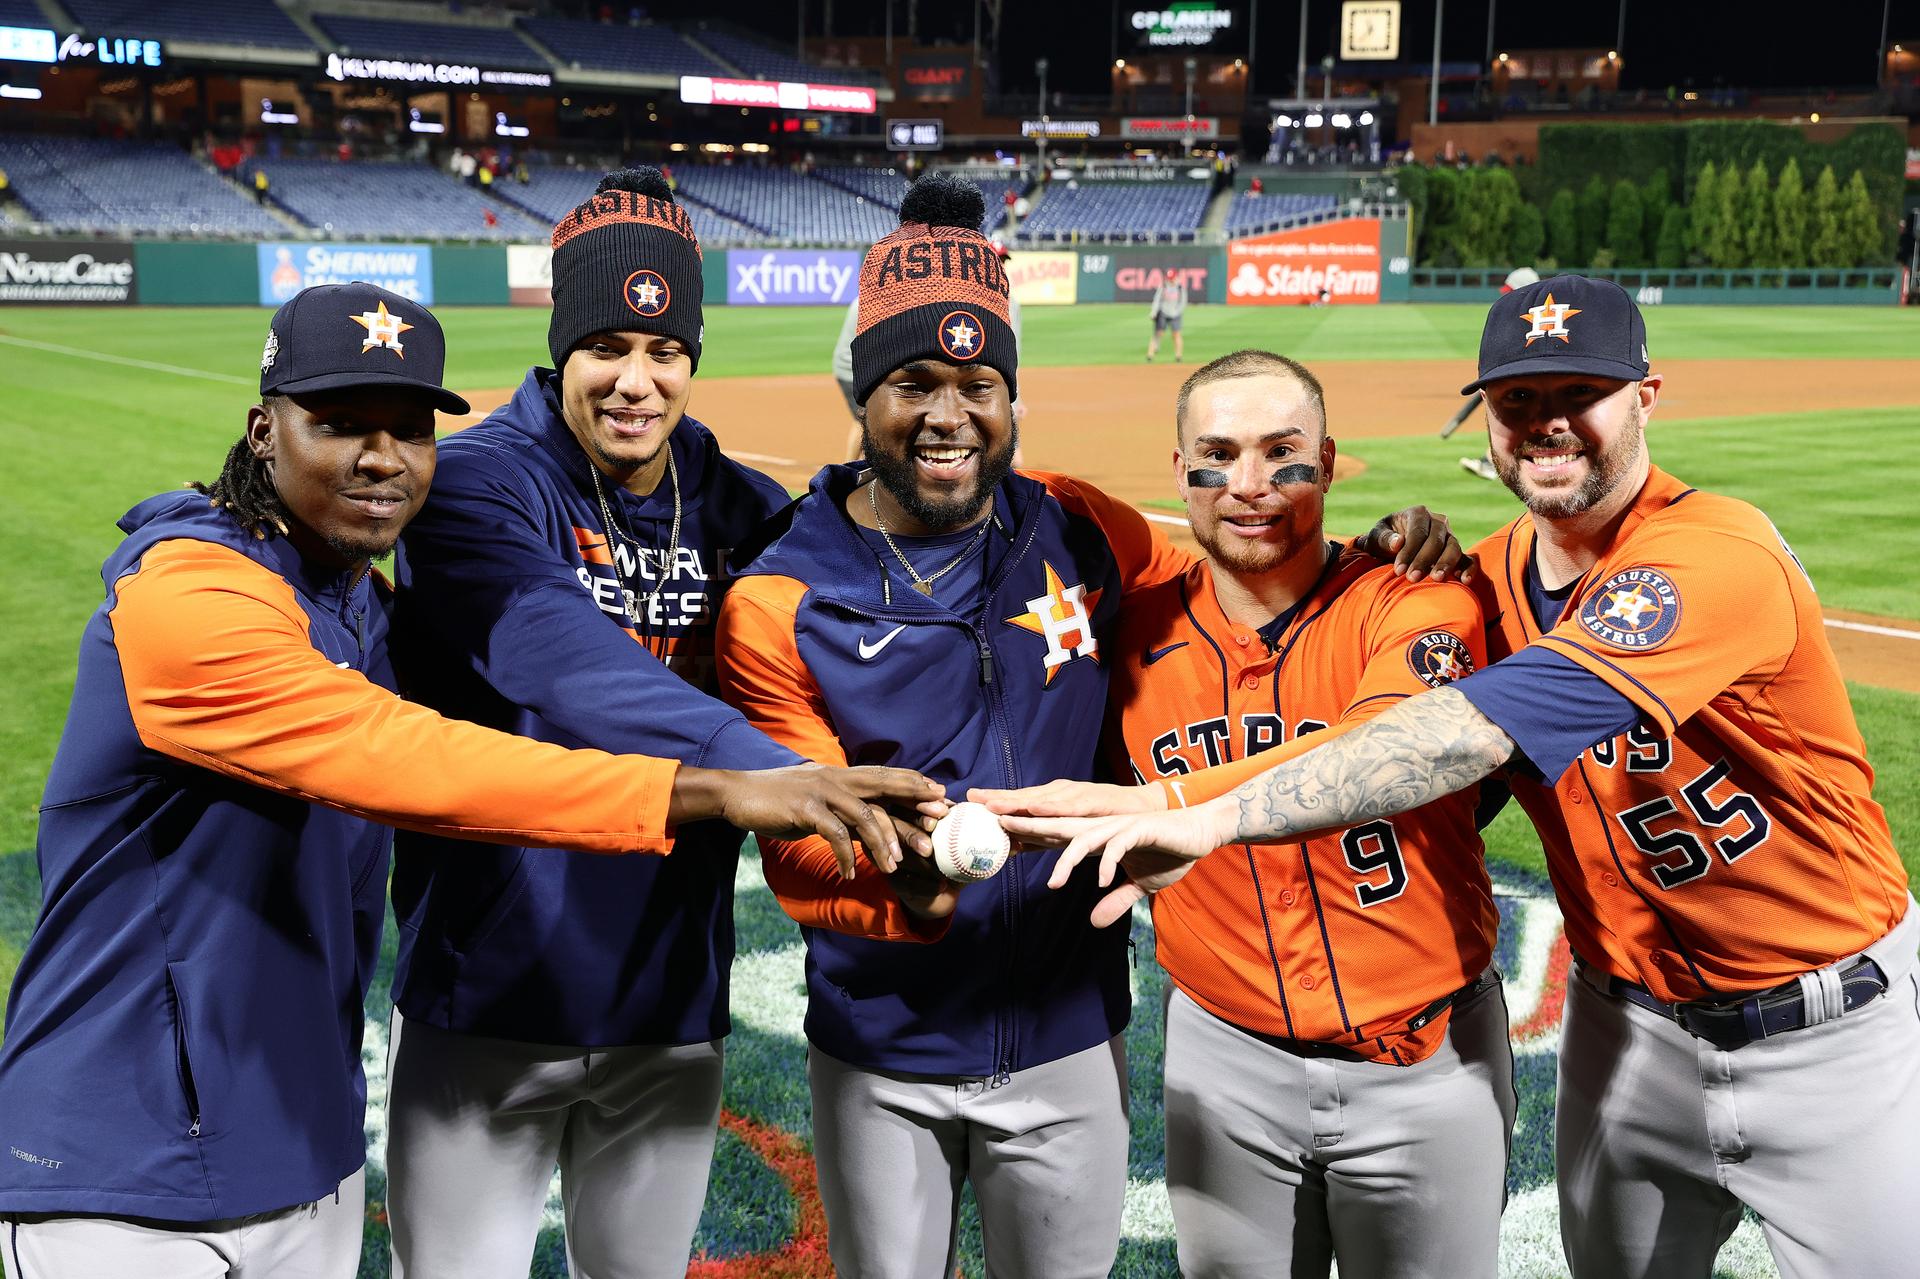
[2, 1166, 364, 1279]
[1164, 976, 1515, 1279]
[384, 1011, 724, 1279]
[1559, 902, 1920, 1279]
[807, 1035, 1129, 1279]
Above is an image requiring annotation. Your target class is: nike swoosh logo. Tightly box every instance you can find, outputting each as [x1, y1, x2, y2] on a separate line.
[857, 624, 908, 660]
[1144, 641, 1188, 666]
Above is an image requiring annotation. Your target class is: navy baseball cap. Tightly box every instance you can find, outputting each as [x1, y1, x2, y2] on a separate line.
[1462, 274, 1650, 395]
[259, 281, 470, 414]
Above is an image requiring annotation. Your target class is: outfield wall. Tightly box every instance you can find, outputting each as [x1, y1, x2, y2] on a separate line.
[0, 236, 1898, 307]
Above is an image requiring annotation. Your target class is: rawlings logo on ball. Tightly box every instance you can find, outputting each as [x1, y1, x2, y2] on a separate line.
[931, 801, 1010, 882]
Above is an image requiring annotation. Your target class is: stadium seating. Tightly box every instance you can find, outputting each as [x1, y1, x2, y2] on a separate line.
[495, 163, 760, 245]
[1224, 191, 1339, 234]
[669, 165, 896, 243]
[0, 136, 285, 236]
[60, 0, 314, 50]
[1015, 180, 1209, 243]
[518, 17, 726, 78]
[314, 16, 547, 69]
[966, 175, 1029, 233]
[811, 165, 908, 210]
[0, 0, 48, 27]
[242, 157, 547, 240]
[693, 27, 884, 88]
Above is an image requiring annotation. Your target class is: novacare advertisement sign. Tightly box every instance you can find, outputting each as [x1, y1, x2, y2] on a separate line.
[1226, 219, 1381, 305]
[726, 250, 861, 306]
[259, 243, 434, 305]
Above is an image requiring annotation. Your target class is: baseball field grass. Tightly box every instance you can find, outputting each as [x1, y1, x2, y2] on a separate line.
[2, 302, 1915, 1277]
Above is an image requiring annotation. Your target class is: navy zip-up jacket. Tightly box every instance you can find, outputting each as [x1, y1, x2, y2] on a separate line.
[0, 493, 678, 1221]
[392, 368, 801, 1047]
[716, 466, 1191, 1078]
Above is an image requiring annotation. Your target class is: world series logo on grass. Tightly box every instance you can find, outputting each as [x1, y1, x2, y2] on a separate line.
[1579, 568, 1681, 650]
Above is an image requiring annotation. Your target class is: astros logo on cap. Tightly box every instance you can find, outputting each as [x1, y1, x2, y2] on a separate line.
[1579, 567, 1681, 650]
[352, 300, 413, 357]
[937, 309, 983, 361]
[1521, 292, 1582, 346]
[624, 269, 671, 318]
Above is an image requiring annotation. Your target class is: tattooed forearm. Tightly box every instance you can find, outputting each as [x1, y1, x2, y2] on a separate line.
[1227, 687, 1515, 844]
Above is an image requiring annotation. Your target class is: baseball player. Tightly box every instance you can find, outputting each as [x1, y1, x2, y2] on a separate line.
[1101, 347, 1512, 1277]
[1147, 270, 1188, 362]
[383, 168, 943, 1279]
[0, 283, 934, 1278]
[989, 275, 1918, 1278]
[714, 174, 1473, 1279]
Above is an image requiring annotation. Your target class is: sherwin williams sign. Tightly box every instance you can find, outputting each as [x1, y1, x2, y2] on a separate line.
[1226, 219, 1381, 305]
[258, 243, 435, 306]
[726, 250, 861, 305]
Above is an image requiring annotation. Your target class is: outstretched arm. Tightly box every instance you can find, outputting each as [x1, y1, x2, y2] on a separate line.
[1003, 687, 1516, 926]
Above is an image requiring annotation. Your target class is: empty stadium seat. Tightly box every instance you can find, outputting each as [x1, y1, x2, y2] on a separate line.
[0, 135, 285, 236]
[314, 15, 547, 69]
[242, 157, 548, 241]
[693, 27, 884, 88]
[496, 163, 759, 245]
[518, 17, 726, 78]
[60, 0, 314, 49]
[669, 165, 896, 243]
[1224, 191, 1340, 234]
[1016, 180, 1208, 243]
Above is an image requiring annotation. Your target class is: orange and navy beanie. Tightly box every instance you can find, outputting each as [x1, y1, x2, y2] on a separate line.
[548, 166, 703, 371]
[851, 172, 1015, 404]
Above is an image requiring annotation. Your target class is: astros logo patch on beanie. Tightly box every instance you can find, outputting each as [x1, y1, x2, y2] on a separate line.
[548, 166, 704, 371]
[851, 172, 1016, 404]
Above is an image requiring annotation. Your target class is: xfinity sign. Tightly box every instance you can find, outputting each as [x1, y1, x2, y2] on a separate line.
[727, 250, 861, 305]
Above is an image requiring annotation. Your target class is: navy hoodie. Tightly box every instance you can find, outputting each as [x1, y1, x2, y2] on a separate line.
[392, 368, 800, 1047]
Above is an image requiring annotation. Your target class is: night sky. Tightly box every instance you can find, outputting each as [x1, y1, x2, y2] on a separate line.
[648, 0, 1919, 97]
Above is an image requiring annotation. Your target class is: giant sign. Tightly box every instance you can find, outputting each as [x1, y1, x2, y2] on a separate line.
[726, 249, 862, 306]
[1226, 219, 1381, 305]
[1102, 247, 1218, 303]
[1004, 250, 1078, 305]
[1127, 3, 1238, 51]
[324, 53, 551, 88]
[900, 52, 971, 101]
[679, 75, 876, 115]
[0, 239, 135, 304]
[258, 242, 434, 306]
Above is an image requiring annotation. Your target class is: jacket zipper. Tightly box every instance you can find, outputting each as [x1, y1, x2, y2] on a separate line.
[343, 563, 371, 664]
[982, 512, 1040, 1086]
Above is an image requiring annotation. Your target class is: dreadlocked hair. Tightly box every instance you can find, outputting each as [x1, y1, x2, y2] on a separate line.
[188, 400, 290, 540]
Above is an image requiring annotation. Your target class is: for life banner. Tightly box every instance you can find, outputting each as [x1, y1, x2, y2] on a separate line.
[0, 239, 135, 303]
[507, 243, 552, 306]
[259, 242, 434, 306]
[1226, 219, 1381, 305]
[1004, 250, 1078, 305]
[725, 249, 862, 305]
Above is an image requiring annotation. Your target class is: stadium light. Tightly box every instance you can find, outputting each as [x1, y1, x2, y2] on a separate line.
[1606, 50, 1618, 61]
[1115, 59, 1125, 69]
[0, 84, 41, 98]
[1304, 112, 1324, 127]
[1331, 112, 1351, 128]
[1359, 110, 1375, 124]
[1810, 111, 1821, 122]
[1275, 113, 1291, 127]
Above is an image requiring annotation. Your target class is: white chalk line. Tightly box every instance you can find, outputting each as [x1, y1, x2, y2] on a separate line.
[0, 333, 256, 386]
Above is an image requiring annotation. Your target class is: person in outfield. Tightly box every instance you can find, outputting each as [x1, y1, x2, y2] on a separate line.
[714, 173, 1472, 1279]
[383, 168, 940, 1279]
[0, 282, 936, 1279]
[986, 275, 1918, 1279]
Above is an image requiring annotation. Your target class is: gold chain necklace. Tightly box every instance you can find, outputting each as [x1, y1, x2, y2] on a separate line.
[868, 478, 992, 596]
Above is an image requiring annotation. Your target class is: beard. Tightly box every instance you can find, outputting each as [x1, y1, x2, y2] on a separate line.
[1191, 502, 1320, 577]
[863, 422, 1020, 532]
[1495, 401, 1644, 518]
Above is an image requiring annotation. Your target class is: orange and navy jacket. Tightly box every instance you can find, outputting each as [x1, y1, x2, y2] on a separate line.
[0, 491, 676, 1222]
[1464, 466, 1907, 1001]
[392, 368, 799, 1047]
[1111, 549, 1494, 1064]
[717, 465, 1189, 1078]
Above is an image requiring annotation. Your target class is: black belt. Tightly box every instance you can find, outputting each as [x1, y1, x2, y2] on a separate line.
[1599, 958, 1889, 1051]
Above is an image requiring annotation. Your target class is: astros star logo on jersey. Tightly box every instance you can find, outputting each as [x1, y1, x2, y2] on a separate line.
[1578, 567, 1681, 650]
[1520, 293, 1582, 345]
[1005, 561, 1103, 685]
[352, 300, 412, 356]
[623, 269, 671, 318]
[937, 309, 983, 361]
[1406, 631, 1475, 688]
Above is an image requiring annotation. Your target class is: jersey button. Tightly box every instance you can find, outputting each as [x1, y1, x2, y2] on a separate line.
[1280, 889, 1296, 906]
[1300, 974, 1316, 990]
[1234, 633, 1250, 647]
[1239, 673, 1260, 690]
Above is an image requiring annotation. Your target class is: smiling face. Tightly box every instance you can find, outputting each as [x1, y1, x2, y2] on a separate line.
[249, 388, 437, 570]
[1175, 372, 1335, 578]
[559, 329, 694, 490]
[1483, 372, 1659, 520]
[861, 359, 1017, 534]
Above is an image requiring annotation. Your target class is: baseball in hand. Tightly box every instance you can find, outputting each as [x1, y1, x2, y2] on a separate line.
[931, 802, 1011, 883]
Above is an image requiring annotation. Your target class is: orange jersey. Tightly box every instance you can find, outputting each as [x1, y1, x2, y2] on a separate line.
[1472, 465, 1907, 1001]
[1111, 548, 1495, 1064]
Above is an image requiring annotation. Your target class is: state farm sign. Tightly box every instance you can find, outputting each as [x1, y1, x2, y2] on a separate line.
[1227, 219, 1381, 305]
[679, 75, 876, 114]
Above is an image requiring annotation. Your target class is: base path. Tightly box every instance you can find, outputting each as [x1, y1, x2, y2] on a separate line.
[447, 357, 1920, 694]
